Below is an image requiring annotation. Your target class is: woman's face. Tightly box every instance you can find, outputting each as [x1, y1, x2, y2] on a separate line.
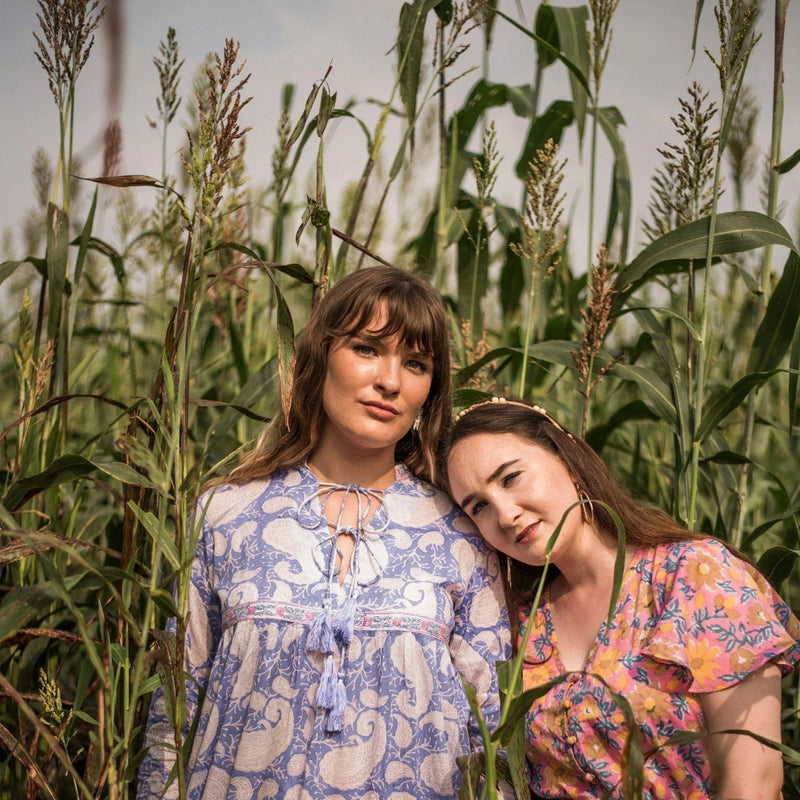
[447, 432, 585, 566]
[319, 303, 433, 457]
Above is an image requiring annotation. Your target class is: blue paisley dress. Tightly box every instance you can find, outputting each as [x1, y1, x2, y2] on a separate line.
[136, 464, 510, 800]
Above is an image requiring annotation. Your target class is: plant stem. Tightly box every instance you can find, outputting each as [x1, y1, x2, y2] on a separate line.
[731, 0, 788, 546]
[587, 104, 598, 280]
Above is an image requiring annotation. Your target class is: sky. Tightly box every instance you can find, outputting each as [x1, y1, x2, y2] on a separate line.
[1, 0, 798, 275]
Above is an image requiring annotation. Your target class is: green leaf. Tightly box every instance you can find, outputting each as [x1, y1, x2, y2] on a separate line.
[551, 5, 590, 145]
[505, 84, 535, 117]
[533, 4, 559, 68]
[515, 100, 574, 179]
[228, 313, 248, 388]
[83, 236, 125, 285]
[612, 363, 677, 425]
[456, 198, 490, 336]
[398, 0, 435, 152]
[434, 0, 453, 23]
[776, 147, 800, 175]
[46, 202, 69, 343]
[616, 212, 798, 310]
[93, 460, 157, 489]
[757, 546, 800, 590]
[791, 290, 800, 435]
[747, 250, 800, 373]
[127, 501, 180, 570]
[2, 454, 96, 510]
[699, 449, 750, 465]
[451, 80, 509, 153]
[493, 685, 551, 745]
[0, 256, 47, 288]
[0, 582, 60, 641]
[595, 106, 631, 262]
[690, 0, 706, 60]
[207, 241, 315, 284]
[114, 434, 171, 493]
[696, 370, 780, 442]
[494, 7, 592, 100]
[286, 70, 328, 151]
[72, 188, 97, 292]
[316, 88, 336, 136]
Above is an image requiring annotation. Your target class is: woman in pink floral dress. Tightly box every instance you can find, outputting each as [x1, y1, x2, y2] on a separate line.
[443, 397, 799, 800]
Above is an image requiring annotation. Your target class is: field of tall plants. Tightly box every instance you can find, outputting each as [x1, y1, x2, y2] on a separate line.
[1, 0, 798, 797]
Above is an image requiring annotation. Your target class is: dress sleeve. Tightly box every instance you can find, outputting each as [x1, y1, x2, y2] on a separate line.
[447, 514, 512, 748]
[643, 538, 800, 693]
[135, 501, 222, 799]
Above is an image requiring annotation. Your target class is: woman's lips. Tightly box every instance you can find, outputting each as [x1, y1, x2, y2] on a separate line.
[362, 401, 399, 420]
[516, 522, 540, 544]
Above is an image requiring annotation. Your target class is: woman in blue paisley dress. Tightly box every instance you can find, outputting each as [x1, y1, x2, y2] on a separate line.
[136, 266, 511, 800]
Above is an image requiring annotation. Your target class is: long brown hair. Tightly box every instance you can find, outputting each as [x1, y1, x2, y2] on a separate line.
[438, 398, 702, 647]
[226, 266, 452, 485]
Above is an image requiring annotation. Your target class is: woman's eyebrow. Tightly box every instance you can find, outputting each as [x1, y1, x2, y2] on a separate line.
[458, 459, 519, 508]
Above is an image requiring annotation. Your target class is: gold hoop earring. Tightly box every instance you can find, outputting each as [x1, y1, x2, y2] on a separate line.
[506, 555, 514, 589]
[576, 486, 595, 526]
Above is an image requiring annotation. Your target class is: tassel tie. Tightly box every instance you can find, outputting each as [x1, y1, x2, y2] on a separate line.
[301, 482, 388, 733]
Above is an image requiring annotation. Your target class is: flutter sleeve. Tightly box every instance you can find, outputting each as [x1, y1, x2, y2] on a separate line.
[135, 496, 222, 800]
[643, 538, 800, 693]
[446, 509, 512, 747]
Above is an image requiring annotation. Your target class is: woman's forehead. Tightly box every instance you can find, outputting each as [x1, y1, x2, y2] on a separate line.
[345, 300, 433, 351]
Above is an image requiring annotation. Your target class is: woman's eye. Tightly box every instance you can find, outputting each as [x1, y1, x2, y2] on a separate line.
[406, 358, 429, 373]
[353, 343, 375, 356]
[502, 471, 521, 487]
[470, 499, 487, 516]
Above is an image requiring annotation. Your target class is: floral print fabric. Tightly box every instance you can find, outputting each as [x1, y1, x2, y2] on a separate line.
[136, 465, 510, 800]
[519, 538, 800, 799]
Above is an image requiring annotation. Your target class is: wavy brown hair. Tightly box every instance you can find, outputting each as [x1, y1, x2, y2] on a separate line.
[226, 266, 452, 485]
[438, 398, 702, 649]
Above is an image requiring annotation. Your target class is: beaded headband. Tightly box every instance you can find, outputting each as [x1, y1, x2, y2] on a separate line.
[454, 396, 574, 439]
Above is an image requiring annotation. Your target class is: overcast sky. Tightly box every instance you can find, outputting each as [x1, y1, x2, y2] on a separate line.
[1, 1, 798, 272]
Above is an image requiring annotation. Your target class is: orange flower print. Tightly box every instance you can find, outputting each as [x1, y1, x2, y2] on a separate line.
[539, 759, 575, 790]
[583, 733, 610, 761]
[632, 687, 672, 722]
[684, 557, 721, 590]
[746, 604, 771, 628]
[728, 648, 758, 674]
[712, 592, 736, 612]
[683, 638, 726, 686]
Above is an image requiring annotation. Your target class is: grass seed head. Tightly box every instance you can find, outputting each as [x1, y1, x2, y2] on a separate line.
[512, 138, 567, 274]
[154, 26, 184, 125]
[33, 0, 107, 109]
[643, 83, 720, 240]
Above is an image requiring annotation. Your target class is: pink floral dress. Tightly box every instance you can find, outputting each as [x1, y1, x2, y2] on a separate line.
[519, 538, 800, 799]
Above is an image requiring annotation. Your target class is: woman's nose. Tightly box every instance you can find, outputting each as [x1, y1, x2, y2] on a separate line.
[375, 356, 401, 393]
[496, 501, 519, 529]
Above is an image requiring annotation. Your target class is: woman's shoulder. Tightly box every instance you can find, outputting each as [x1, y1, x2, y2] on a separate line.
[197, 466, 306, 528]
[392, 465, 483, 539]
[646, 536, 734, 569]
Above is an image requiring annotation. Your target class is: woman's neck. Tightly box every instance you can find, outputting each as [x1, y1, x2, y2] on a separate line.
[307, 446, 398, 490]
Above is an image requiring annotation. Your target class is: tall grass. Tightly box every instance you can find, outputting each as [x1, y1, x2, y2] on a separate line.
[1, 1, 798, 798]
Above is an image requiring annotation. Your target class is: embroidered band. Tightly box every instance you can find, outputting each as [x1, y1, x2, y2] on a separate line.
[223, 601, 450, 642]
